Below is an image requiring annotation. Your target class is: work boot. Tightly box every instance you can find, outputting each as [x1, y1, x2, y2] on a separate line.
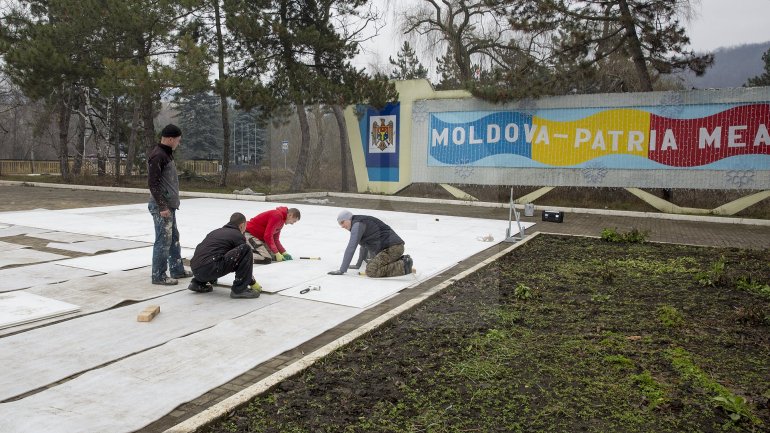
[152, 275, 178, 286]
[230, 288, 261, 299]
[402, 255, 414, 274]
[172, 269, 193, 279]
[187, 279, 213, 293]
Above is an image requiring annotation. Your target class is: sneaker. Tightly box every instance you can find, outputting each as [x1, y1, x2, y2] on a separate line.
[230, 289, 261, 299]
[187, 279, 213, 293]
[171, 270, 193, 279]
[402, 255, 414, 274]
[152, 276, 178, 286]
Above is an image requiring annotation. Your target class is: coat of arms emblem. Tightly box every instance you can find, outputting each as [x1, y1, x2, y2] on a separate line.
[370, 118, 395, 152]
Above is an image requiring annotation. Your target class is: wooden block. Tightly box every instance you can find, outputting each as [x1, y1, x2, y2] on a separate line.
[137, 305, 160, 322]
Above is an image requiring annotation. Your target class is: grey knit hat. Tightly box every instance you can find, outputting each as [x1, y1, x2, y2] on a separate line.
[337, 210, 353, 223]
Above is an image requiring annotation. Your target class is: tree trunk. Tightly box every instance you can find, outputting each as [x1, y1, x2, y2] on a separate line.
[305, 105, 324, 188]
[73, 96, 87, 175]
[111, 96, 122, 182]
[214, 0, 231, 188]
[290, 103, 310, 192]
[141, 90, 156, 153]
[57, 87, 73, 182]
[617, 0, 653, 91]
[332, 105, 352, 192]
[126, 101, 141, 176]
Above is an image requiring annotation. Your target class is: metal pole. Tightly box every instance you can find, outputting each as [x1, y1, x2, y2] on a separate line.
[507, 186, 513, 238]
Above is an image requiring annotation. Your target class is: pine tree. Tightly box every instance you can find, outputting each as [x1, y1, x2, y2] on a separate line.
[435, 47, 462, 90]
[389, 42, 428, 80]
[226, 0, 396, 192]
[746, 48, 770, 87]
[174, 92, 223, 160]
[499, 0, 712, 93]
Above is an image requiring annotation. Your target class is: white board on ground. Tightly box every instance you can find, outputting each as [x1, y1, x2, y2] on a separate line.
[0, 297, 360, 433]
[0, 292, 79, 330]
[55, 246, 194, 273]
[0, 263, 103, 293]
[0, 290, 282, 401]
[216, 258, 331, 293]
[0, 240, 28, 252]
[25, 231, 105, 243]
[46, 239, 151, 254]
[0, 209, 151, 240]
[0, 249, 69, 269]
[0, 225, 48, 238]
[279, 271, 421, 309]
[0, 267, 180, 336]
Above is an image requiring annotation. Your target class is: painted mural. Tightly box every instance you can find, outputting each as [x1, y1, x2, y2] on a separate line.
[428, 103, 770, 170]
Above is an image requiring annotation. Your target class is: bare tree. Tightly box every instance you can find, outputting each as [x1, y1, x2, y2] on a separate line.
[401, 0, 515, 85]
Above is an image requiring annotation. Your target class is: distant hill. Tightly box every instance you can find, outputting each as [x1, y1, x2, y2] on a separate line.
[678, 41, 770, 89]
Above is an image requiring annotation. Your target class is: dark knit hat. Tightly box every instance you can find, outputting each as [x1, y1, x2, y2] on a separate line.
[161, 124, 182, 138]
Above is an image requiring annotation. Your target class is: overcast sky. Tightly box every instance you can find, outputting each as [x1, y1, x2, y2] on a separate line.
[353, 0, 770, 74]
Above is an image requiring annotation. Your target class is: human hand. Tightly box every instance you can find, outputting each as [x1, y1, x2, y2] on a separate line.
[274, 252, 284, 262]
[348, 264, 360, 270]
[283, 252, 293, 260]
[160, 209, 171, 218]
[327, 270, 344, 275]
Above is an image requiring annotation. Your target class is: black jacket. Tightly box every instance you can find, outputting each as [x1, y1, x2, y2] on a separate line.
[190, 223, 246, 270]
[147, 143, 180, 211]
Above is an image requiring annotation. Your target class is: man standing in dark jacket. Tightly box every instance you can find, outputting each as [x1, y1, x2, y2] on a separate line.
[147, 124, 191, 285]
[329, 210, 415, 278]
[188, 212, 261, 299]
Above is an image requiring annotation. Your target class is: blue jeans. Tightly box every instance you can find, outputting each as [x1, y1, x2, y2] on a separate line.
[149, 202, 184, 281]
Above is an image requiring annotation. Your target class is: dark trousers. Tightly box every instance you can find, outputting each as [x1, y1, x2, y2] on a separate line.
[192, 244, 254, 293]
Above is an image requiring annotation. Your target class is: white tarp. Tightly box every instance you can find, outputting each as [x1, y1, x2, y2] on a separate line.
[0, 198, 528, 433]
[45, 239, 150, 254]
[0, 249, 69, 269]
[0, 263, 103, 293]
[0, 289, 282, 401]
[0, 297, 359, 433]
[0, 292, 79, 330]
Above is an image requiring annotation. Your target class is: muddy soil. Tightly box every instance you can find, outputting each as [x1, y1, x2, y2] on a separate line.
[0, 184, 148, 212]
[204, 235, 770, 433]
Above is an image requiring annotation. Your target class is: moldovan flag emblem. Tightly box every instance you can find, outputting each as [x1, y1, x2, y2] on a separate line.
[370, 116, 396, 153]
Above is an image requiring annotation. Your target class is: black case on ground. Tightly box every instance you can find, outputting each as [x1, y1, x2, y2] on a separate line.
[542, 210, 564, 223]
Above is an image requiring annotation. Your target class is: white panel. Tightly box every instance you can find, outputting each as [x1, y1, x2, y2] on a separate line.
[0, 298, 359, 433]
[0, 263, 103, 293]
[0, 249, 68, 269]
[55, 246, 194, 273]
[0, 225, 49, 238]
[0, 290, 282, 401]
[0, 267, 178, 336]
[0, 240, 28, 252]
[0, 292, 79, 330]
[26, 232, 106, 243]
[46, 239, 151, 254]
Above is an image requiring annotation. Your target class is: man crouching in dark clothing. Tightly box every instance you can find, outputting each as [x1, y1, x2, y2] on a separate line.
[188, 212, 262, 299]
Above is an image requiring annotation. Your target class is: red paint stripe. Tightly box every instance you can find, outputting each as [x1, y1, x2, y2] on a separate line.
[649, 104, 770, 167]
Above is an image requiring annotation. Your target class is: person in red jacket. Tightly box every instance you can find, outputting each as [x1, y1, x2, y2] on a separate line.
[244, 206, 301, 264]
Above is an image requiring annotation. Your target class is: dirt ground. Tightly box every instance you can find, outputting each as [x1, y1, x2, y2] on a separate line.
[203, 235, 770, 433]
[0, 184, 148, 212]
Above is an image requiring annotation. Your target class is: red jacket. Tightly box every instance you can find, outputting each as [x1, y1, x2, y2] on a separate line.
[245, 206, 288, 253]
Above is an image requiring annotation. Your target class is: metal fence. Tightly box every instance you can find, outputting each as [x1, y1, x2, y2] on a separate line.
[0, 159, 220, 176]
